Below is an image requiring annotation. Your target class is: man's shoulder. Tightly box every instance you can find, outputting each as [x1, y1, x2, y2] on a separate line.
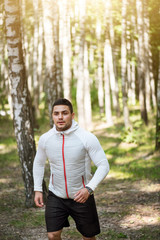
[75, 126, 97, 143]
[39, 128, 54, 143]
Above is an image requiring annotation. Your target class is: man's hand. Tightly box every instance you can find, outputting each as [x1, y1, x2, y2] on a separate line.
[34, 191, 44, 207]
[74, 188, 90, 203]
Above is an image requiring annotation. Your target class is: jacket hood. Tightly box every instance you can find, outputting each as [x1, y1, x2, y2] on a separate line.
[53, 119, 79, 135]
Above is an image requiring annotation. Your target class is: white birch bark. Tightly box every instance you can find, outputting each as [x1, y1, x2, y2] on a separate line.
[96, 19, 104, 115]
[53, 1, 63, 98]
[121, 0, 130, 128]
[136, 0, 148, 124]
[155, 51, 160, 150]
[104, 37, 113, 126]
[33, 0, 40, 118]
[42, 0, 57, 126]
[76, 0, 86, 128]
[106, 0, 120, 116]
[4, 0, 36, 207]
[62, 0, 72, 100]
[84, 41, 92, 130]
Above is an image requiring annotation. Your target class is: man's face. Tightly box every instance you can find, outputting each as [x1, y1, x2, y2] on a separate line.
[52, 105, 74, 131]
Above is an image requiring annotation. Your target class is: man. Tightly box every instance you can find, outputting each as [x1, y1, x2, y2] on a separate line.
[33, 98, 109, 240]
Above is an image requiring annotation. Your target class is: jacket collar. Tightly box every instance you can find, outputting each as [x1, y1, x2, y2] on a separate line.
[52, 120, 79, 135]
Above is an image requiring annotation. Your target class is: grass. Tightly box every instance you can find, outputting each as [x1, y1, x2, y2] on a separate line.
[0, 111, 160, 240]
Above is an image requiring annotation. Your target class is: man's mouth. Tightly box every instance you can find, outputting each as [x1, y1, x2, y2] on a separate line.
[58, 122, 65, 124]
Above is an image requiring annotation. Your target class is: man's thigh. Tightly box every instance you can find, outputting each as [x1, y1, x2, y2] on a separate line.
[45, 191, 70, 232]
[69, 195, 100, 238]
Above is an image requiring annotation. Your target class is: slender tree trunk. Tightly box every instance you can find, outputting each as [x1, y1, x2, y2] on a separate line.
[104, 30, 113, 126]
[130, 4, 136, 105]
[155, 51, 160, 151]
[42, 0, 58, 126]
[106, 0, 120, 116]
[136, 0, 148, 125]
[62, 0, 72, 100]
[121, 0, 130, 128]
[96, 19, 104, 115]
[53, 1, 63, 98]
[33, 0, 40, 118]
[84, 41, 92, 129]
[76, 0, 86, 128]
[4, 0, 35, 207]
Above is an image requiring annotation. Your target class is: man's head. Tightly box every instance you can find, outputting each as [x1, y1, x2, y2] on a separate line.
[52, 98, 74, 131]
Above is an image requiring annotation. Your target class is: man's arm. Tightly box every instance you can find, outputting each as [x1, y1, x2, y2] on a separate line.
[33, 135, 47, 194]
[85, 132, 110, 191]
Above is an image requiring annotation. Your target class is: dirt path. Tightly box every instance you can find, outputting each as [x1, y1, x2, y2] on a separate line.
[0, 176, 159, 240]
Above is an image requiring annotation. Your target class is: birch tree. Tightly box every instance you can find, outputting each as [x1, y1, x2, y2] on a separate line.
[96, 19, 104, 115]
[42, 0, 59, 126]
[155, 51, 160, 151]
[61, 0, 72, 100]
[121, 0, 130, 128]
[4, 0, 35, 207]
[76, 0, 86, 128]
[104, 32, 113, 126]
[136, 0, 148, 125]
[106, 0, 120, 116]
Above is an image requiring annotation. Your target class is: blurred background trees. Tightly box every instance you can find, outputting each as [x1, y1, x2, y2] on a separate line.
[1, 0, 160, 205]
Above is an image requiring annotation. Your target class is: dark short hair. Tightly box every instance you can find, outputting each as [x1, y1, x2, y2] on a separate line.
[52, 98, 73, 113]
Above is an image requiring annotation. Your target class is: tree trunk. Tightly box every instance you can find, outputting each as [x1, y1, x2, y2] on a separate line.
[104, 31, 113, 126]
[4, 0, 35, 207]
[62, 0, 72, 100]
[136, 0, 148, 125]
[42, 0, 58, 127]
[96, 19, 104, 115]
[106, 0, 120, 116]
[121, 0, 130, 128]
[53, 1, 63, 98]
[155, 51, 160, 151]
[84, 41, 92, 129]
[76, 0, 86, 128]
[33, 0, 40, 119]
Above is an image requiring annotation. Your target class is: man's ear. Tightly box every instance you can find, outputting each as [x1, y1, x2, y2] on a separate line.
[72, 112, 75, 119]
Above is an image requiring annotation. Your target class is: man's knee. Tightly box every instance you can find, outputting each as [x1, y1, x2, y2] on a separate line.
[47, 230, 62, 240]
[82, 236, 96, 240]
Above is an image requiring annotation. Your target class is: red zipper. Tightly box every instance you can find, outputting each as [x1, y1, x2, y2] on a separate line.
[82, 176, 85, 188]
[62, 134, 69, 198]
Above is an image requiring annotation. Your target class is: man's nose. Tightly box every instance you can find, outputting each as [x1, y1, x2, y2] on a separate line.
[58, 113, 63, 119]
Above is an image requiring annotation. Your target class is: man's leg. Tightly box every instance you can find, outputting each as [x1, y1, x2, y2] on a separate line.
[47, 229, 62, 240]
[82, 236, 96, 240]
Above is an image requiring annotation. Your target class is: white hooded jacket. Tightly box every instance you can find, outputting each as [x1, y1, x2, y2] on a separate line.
[33, 120, 109, 199]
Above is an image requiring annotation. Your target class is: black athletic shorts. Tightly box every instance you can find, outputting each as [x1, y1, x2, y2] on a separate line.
[45, 191, 100, 238]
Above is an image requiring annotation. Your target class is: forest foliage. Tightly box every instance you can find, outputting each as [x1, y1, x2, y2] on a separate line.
[0, 0, 160, 206]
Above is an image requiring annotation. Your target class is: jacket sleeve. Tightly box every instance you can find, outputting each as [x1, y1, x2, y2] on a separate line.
[33, 135, 47, 192]
[85, 133, 109, 191]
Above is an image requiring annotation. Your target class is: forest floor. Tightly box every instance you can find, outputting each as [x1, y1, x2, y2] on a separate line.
[0, 115, 160, 240]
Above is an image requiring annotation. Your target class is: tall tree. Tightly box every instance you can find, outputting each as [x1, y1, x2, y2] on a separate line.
[4, 0, 35, 207]
[155, 51, 160, 151]
[96, 19, 104, 115]
[76, 0, 86, 128]
[136, 0, 148, 125]
[106, 0, 120, 116]
[104, 33, 113, 126]
[121, 0, 130, 128]
[42, 0, 59, 126]
[84, 41, 92, 129]
[61, 0, 72, 100]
